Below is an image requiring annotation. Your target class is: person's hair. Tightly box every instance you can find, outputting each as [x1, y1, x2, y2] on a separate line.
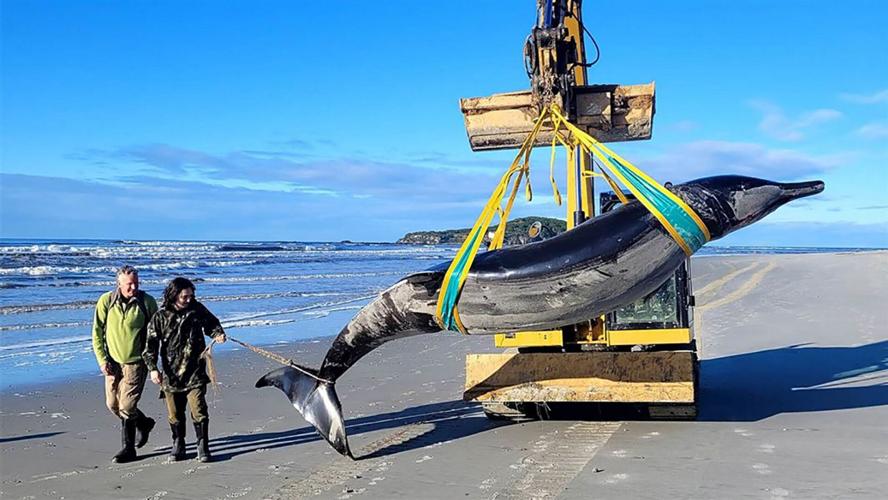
[163, 277, 196, 309]
[116, 265, 138, 278]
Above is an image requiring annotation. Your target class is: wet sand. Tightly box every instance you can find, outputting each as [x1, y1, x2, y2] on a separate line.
[2, 252, 887, 499]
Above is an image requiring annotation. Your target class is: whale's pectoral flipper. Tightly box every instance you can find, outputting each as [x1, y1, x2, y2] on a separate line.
[256, 366, 352, 458]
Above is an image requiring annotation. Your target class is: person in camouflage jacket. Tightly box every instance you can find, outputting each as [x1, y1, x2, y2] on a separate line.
[144, 277, 226, 462]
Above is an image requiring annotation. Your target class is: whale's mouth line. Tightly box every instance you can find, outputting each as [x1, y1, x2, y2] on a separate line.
[779, 180, 825, 201]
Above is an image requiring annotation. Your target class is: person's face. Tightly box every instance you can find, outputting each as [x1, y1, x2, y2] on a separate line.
[117, 273, 139, 299]
[175, 288, 195, 310]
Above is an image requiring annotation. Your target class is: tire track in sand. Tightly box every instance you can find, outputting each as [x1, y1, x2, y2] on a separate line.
[489, 421, 621, 499]
[697, 261, 776, 313]
[694, 261, 760, 299]
[265, 422, 437, 499]
[694, 261, 777, 350]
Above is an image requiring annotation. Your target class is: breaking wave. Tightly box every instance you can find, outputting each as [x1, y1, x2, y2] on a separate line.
[0, 238, 452, 385]
[0, 291, 359, 316]
[0, 300, 96, 315]
[0, 282, 28, 289]
[220, 295, 375, 324]
[218, 244, 288, 252]
[0, 321, 90, 332]
[0, 259, 268, 277]
[0, 294, 374, 336]
[0, 335, 92, 353]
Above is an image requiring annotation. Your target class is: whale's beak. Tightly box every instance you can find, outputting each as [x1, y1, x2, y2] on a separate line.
[779, 180, 825, 202]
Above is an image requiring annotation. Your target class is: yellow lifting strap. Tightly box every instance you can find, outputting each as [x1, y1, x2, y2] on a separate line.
[434, 112, 549, 333]
[435, 105, 711, 334]
[547, 104, 710, 255]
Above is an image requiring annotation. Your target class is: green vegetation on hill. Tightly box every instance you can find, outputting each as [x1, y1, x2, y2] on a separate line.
[397, 216, 567, 245]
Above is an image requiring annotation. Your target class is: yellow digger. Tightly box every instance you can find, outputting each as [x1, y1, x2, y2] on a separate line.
[459, 0, 698, 420]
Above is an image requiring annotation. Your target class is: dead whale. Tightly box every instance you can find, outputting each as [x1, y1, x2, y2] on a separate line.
[257, 175, 824, 457]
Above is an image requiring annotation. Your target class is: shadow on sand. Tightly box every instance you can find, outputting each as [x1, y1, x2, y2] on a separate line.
[698, 339, 888, 421]
[181, 341, 886, 461]
[188, 400, 499, 462]
[0, 431, 65, 444]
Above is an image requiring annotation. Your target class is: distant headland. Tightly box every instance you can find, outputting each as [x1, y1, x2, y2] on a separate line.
[397, 216, 566, 245]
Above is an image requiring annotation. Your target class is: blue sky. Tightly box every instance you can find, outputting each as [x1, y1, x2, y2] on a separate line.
[1, 0, 886, 247]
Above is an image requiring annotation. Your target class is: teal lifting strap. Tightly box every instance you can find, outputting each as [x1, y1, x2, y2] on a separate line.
[606, 155, 708, 253]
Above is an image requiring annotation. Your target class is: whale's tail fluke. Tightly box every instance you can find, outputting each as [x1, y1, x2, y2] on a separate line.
[256, 366, 352, 458]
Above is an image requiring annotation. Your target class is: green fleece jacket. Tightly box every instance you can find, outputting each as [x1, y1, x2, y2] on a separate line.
[92, 290, 158, 366]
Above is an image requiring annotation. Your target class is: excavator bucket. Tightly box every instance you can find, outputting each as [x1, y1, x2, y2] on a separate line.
[460, 83, 655, 151]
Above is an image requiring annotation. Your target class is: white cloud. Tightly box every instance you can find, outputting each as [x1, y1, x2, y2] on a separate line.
[0, 173, 499, 241]
[840, 89, 888, 104]
[51, 138, 863, 241]
[662, 120, 698, 133]
[4, 169, 883, 246]
[748, 100, 842, 141]
[634, 140, 840, 183]
[856, 122, 888, 139]
[100, 144, 503, 204]
[715, 220, 888, 248]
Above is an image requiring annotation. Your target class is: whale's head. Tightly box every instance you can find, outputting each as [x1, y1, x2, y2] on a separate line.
[674, 175, 825, 240]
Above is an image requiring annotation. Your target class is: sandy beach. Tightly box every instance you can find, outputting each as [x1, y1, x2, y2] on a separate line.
[2, 252, 886, 500]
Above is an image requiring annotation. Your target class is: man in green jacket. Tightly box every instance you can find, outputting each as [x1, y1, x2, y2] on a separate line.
[92, 265, 159, 463]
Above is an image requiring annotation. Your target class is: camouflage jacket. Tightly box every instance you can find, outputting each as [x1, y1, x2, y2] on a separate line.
[143, 301, 224, 392]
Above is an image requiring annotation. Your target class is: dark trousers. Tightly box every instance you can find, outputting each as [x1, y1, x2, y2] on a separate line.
[163, 385, 208, 425]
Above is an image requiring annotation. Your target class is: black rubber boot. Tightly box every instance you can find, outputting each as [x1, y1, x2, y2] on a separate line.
[135, 410, 155, 449]
[168, 421, 186, 461]
[193, 420, 211, 463]
[112, 418, 137, 463]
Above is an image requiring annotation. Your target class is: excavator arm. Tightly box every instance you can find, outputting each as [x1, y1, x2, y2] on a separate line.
[460, 0, 655, 152]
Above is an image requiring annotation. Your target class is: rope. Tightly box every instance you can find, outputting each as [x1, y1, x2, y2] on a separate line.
[203, 340, 219, 385]
[200, 336, 333, 385]
[201, 339, 221, 407]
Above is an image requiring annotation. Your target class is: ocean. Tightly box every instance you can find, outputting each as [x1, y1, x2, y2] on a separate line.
[0, 239, 880, 389]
